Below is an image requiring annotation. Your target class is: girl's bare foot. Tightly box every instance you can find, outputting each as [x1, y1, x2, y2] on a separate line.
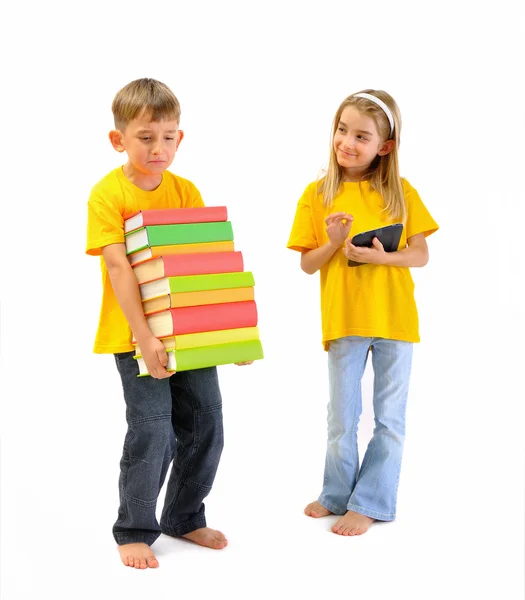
[182, 527, 228, 549]
[118, 542, 159, 569]
[331, 510, 375, 536]
[304, 501, 332, 518]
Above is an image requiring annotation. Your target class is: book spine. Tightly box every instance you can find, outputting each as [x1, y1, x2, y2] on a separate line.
[143, 287, 255, 315]
[147, 221, 234, 246]
[128, 241, 235, 265]
[166, 300, 258, 335]
[174, 339, 264, 372]
[167, 271, 255, 294]
[142, 206, 228, 226]
[153, 251, 244, 280]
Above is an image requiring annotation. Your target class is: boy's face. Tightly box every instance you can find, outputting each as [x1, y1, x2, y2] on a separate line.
[110, 112, 183, 181]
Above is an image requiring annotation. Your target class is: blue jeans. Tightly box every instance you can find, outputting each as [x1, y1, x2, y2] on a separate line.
[113, 352, 224, 546]
[319, 336, 413, 521]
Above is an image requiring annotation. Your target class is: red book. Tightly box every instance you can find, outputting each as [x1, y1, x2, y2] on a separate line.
[132, 251, 244, 284]
[124, 206, 228, 233]
[133, 301, 258, 340]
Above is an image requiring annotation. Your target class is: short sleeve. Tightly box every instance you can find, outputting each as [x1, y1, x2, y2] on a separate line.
[287, 184, 319, 252]
[403, 179, 439, 239]
[191, 185, 205, 208]
[86, 192, 125, 256]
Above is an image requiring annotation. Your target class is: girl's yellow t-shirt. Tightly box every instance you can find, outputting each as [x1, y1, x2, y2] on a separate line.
[287, 178, 438, 349]
[85, 167, 204, 354]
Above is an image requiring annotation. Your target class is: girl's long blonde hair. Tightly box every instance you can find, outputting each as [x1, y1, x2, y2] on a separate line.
[318, 89, 406, 222]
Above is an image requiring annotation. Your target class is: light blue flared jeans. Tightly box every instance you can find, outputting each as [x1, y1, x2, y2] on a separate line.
[319, 336, 413, 521]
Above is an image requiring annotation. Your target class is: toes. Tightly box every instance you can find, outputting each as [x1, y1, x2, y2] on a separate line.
[147, 556, 160, 568]
[213, 534, 228, 549]
[139, 557, 147, 569]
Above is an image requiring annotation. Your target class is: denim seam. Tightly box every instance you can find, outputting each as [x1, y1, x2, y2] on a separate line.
[346, 502, 395, 521]
[318, 496, 346, 515]
[194, 402, 223, 415]
[124, 493, 157, 508]
[129, 413, 172, 426]
[185, 478, 212, 493]
[114, 532, 159, 546]
[161, 516, 207, 537]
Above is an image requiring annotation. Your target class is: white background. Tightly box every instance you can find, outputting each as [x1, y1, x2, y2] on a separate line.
[1, 1, 523, 598]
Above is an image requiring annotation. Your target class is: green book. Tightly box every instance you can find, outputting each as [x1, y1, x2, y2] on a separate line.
[136, 339, 264, 376]
[125, 221, 234, 255]
[139, 271, 255, 301]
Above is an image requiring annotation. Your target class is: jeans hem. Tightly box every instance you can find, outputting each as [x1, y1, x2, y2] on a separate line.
[346, 502, 396, 521]
[114, 532, 160, 546]
[161, 517, 207, 537]
[317, 496, 347, 516]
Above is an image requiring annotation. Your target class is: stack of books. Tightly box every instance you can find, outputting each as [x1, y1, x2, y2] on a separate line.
[124, 206, 264, 376]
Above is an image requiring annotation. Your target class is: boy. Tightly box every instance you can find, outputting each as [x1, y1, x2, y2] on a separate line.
[86, 78, 249, 569]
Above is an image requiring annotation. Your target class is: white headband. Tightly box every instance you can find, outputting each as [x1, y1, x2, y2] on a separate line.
[353, 92, 394, 137]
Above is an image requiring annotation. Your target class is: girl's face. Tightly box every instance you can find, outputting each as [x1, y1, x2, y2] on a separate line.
[333, 106, 392, 180]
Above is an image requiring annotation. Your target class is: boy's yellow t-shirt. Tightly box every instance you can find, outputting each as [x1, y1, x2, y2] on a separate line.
[86, 167, 204, 354]
[287, 178, 438, 350]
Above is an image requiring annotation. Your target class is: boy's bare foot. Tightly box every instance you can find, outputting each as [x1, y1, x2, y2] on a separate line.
[118, 543, 159, 569]
[182, 527, 228, 550]
[304, 500, 332, 518]
[331, 510, 375, 536]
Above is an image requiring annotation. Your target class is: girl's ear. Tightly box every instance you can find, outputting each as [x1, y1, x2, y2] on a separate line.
[377, 140, 395, 156]
[109, 129, 125, 152]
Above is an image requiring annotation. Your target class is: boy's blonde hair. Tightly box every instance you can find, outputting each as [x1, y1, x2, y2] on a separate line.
[112, 78, 181, 131]
[319, 89, 406, 222]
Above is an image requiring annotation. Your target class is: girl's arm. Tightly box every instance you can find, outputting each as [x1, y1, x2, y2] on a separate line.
[344, 232, 429, 267]
[301, 212, 354, 274]
[301, 241, 341, 274]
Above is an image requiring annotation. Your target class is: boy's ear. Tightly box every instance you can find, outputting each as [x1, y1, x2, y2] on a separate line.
[109, 129, 125, 153]
[176, 129, 184, 149]
[378, 140, 395, 156]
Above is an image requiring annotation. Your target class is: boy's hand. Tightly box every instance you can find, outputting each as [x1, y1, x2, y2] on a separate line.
[344, 236, 387, 265]
[325, 212, 354, 248]
[140, 336, 173, 379]
[235, 361, 254, 366]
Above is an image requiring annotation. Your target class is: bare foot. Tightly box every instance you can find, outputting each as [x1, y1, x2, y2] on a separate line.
[182, 527, 228, 550]
[304, 500, 333, 518]
[118, 543, 159, 569]
[331, 510, 375, 536]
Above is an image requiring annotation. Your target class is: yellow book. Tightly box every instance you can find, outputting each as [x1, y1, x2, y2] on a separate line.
[134, 326, 260, 355]
[134, 339, 264, 376]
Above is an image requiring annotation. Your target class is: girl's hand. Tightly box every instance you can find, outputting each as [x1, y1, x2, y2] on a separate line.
[344, 236, 387, 265]
[325, 212, 354, 248]
[235, 361, 254, 366]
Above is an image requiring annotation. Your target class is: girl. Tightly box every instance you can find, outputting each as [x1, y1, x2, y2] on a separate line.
[287, 89, 438, 536]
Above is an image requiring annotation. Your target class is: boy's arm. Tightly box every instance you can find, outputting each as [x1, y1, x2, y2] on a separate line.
[102, 243, 172, 379]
